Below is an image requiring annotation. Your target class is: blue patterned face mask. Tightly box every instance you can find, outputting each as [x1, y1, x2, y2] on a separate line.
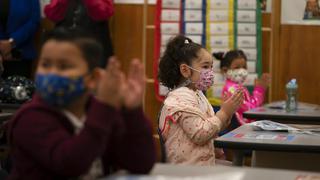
[35, 74, 86, 107]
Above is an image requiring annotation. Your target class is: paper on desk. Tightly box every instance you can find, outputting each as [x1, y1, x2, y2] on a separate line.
[250, 120, 297, 131]
[250, 120, 320, 136]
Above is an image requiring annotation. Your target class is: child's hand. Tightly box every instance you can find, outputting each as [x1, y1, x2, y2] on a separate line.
[220, 89, 244, 118]
[215, 148, 226, 160]
[120, 59, 146, 109]
[96, 57, 123, 108]
[255, 73, 271, 88]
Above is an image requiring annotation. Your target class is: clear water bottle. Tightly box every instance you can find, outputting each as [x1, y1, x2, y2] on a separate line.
[285, 79, 298, 112]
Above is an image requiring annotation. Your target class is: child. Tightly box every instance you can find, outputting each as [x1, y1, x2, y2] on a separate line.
[213, 50, 270, 126]
[7, 28, 155, 179]
[158, 35, 243, 166]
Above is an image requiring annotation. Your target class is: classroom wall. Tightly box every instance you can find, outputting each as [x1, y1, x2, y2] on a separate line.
[272, 25, 320, 104]
[111, 4, 161, 131]
[270, 0, 320, 104]
[38, 2, 320, 131]
[36, 4, 162, 132]
[111, 4, 274, 131]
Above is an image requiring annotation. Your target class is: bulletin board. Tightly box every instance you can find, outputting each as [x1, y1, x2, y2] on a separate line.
[281, 0, 320, 25]
[154, 0, 262, 103]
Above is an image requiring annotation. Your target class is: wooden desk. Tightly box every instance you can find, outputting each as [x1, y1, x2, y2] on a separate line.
[243, 101, 320, 124]
[214, 124, 320, 171]
[103, 163, 320, 180]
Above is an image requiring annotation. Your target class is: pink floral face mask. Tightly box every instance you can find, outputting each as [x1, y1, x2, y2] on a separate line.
[187, 66, 215, 91]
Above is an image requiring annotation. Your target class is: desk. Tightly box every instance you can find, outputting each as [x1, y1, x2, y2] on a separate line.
[104, 163, 320, 180]
[0, 113, 12, 123]
[0, 103, 21, 113]
[214, 124, 320, 171]
[243, 101, 320, 124]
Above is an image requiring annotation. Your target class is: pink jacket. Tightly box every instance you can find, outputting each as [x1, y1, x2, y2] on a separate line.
[222, 79, 266, 125]
[159, 87, 224, 166]
[44, 0, 114, 22]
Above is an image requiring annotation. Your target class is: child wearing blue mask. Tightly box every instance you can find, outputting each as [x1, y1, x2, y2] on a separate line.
[7, 28, 155, 179]
[158, 35, 243, 166]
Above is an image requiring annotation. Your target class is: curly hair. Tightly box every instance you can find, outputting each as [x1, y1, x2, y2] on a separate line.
[213, 49, 247, 69]
[158, 35, 202, 89]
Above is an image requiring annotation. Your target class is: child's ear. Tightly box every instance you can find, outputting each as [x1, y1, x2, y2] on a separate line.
[85, 68, 102, 90]
[180, 64, 191, 78]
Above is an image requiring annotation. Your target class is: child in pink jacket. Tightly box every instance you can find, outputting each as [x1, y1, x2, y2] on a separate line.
[213, 50, 270, 125]
[158, 35, 243, 166]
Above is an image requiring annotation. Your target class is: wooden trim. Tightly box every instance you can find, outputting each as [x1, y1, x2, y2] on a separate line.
[262, 27, 272, 32]
[142, 0, 148, 111]
[269, 0, 281, 102]
[146, 78, 155, 83]
[146, 25, 156, 29]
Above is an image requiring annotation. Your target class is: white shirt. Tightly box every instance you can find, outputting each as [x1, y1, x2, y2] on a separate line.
[63, 110, 103, 180]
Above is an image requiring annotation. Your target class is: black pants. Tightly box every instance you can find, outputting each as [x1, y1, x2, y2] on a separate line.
[2, 60, 33, 79]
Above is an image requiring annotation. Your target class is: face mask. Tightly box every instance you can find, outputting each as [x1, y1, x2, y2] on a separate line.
[35, 74, 86, 107]
[187, 66, 215, 91]
[226, 68, 248, 84]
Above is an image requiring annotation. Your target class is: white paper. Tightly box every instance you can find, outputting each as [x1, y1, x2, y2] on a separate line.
[247, 61, 256, 73]
[185, 23, 203, 35]
[238, 23, 256, 35]
[243, 73, 258, 86]
[161, 35, 175, 46]
[184, 10, 203, 22]
[250, 120, 298, 131]
[211, 36, 229, 48]
[210, 23, 229, 35]
[237, 10, 256, 22]
[186, 35, 202, 44]
[161, 10, 180, 21]
[210, 0, 229, 9]
[161, 23, 180, 34]
[210, 10, 229, 22]
[238, 0, 257, 10]
[242, 48, 257, 60]
[237, 36, 256, 48]
[185, 0, 203, 9]
[162, 0, 181, 9]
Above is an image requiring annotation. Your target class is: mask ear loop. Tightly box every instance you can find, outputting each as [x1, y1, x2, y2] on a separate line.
[186, 65, 200, 73]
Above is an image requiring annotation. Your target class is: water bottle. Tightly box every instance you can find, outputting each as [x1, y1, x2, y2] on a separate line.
[285, 79, 298, 112]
